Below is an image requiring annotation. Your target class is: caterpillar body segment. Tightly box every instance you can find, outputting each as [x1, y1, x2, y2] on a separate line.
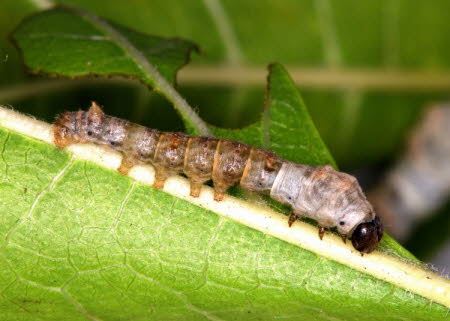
[54, 102, 383, 253]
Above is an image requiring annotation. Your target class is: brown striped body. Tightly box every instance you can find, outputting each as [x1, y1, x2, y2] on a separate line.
[54, 102, 383, 253]
[53, 103, 280, 200]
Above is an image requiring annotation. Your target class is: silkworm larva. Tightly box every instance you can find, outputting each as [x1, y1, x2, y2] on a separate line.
[54, 102, 383, 253]
[370, 104, 450, 241]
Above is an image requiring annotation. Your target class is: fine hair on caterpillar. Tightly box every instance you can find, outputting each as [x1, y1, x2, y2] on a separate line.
[54, 102, 384, 254]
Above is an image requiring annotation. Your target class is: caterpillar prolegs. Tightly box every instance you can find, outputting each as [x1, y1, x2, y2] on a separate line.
[54, 102, 383, 253]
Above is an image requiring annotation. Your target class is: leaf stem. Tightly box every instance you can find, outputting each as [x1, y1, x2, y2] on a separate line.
[2, 66, 449, 105]
[70, 6, 212, 136]
[0, 105, 448, 308]
[28, 0, 53, 10]
[202, 0, 244, 65]
[179, 66, 450, 92]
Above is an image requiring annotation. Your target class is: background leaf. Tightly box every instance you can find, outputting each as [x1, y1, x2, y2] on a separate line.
[214, 63, 335, 168]
[2, 0, 450, 167]
[12, 7, 197, 84]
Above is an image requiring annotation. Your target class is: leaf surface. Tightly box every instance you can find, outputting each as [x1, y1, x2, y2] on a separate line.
[0, 117, 448, 321]
[213, 63, 336, 168]
[12, 6, 196, 85]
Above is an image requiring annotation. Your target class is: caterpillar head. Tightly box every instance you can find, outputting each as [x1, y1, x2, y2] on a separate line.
[54, 102, 104, 148]
[351, 215, 383, 254]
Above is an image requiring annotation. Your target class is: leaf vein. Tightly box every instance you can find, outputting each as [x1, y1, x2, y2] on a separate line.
[1, 156, 74, 252]
[127, 265, 226, 321]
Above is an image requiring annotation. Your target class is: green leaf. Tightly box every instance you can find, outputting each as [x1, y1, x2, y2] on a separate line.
[11, 5, 211, 136]
[0, 109, 448, 320]
[12, 6, 196, 85]
[214, 63, 336, 168]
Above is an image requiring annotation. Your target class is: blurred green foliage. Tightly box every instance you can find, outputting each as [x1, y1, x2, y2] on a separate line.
[2, 0, 450, 167]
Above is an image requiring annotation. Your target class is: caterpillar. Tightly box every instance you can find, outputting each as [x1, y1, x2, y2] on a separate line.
[54, 102, 383, 254]
[370, 104, 450, 241]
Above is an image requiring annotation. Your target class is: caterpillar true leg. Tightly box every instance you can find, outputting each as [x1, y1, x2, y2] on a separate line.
[288, 212, 297, 227]
[118, 156, 136, 175]
[189, 181, 203, 198]
[318, 227, 326, 240]
[153, 168, 170, 189]
[213, 184, 228, 201]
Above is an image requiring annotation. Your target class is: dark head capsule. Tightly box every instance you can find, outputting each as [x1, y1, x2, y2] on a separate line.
[351, 216, 383, 254]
